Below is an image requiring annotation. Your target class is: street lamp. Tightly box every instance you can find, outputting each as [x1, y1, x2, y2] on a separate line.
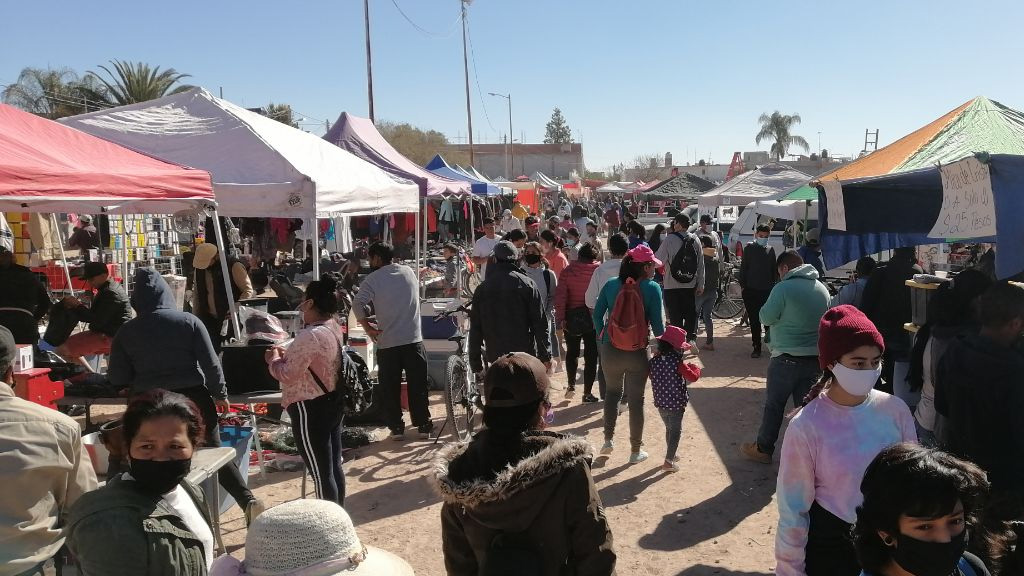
[488, 92, 513, 178]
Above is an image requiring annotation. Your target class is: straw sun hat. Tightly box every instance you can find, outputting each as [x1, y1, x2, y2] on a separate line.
[210, 499, 414, 576]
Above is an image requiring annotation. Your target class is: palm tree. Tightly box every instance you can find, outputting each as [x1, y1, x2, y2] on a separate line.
[1, 66, 105, 119]
[83, 60, 193, 106]
[755, 111, 810, 161]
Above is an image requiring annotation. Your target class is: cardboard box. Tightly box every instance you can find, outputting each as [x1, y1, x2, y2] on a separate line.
[14, 344, 32, 372]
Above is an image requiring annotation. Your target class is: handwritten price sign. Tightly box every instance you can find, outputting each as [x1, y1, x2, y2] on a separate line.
[822, 179, 846, 231]
[929, 157, 997, 238]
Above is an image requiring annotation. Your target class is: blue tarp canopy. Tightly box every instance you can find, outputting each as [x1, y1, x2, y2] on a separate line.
[820, 154, 1024, 279]
[426, 155, 500, 196]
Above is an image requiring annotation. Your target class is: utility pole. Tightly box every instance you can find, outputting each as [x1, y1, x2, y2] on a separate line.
[364, 0, 375, 122]
[461, 0, 475, 165]
[489, 92, 513, 177]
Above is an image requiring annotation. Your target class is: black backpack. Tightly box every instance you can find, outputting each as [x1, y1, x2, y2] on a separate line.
[669, 232, 699, 284]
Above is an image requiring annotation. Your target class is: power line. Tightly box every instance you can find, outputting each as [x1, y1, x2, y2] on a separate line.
[389, 0, 461, 38]
[465, 12, 497, 133]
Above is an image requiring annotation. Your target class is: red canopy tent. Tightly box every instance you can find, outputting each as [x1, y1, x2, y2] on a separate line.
[0, 104, 214, 214]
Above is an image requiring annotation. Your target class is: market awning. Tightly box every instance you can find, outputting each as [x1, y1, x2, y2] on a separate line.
[0, 103, 214, 214]
[62, 88, 418, 218]
[698, 163, 811, 207]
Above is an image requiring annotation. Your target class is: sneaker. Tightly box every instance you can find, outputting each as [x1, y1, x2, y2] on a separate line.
[417, 422, 434, 440]
[245, 498, 266, 527]
[687, 340, 699, 353]
[661, 460, 680, 473]
[582, 393, 599, 403]
[704, 342, 715, 351]
[750, 348, 762, 359]
[566, 384, 576, 397]
[740, 442, 772, 464]
[629, 450, 649, 464]
[389, 428, 406, 441]
[600, 440, 614, 455]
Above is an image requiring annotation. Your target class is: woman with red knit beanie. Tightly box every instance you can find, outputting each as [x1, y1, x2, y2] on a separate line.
[774, 305, 918, 576]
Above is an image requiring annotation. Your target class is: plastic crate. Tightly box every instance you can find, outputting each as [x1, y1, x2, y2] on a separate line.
[200, 425, 254, 514]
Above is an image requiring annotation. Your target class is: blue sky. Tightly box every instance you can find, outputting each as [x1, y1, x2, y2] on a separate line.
[3, 0, 1023, 173]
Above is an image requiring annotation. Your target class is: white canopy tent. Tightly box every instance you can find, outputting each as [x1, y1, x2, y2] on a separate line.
[62, 88, 419, 220]
[698, 163, 811, 208]
[596, 182, 628, 194]
[753, 198, 818, 222]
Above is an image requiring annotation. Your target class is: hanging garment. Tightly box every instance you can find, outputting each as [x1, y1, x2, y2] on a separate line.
[439, 197, 456, 223]
[29, 214, 62, 261]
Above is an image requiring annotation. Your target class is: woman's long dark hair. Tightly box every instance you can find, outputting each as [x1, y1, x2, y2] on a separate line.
[618, 254, 647, 283]
[648, 224, 666, 253]
[854, 443, 1014, 574]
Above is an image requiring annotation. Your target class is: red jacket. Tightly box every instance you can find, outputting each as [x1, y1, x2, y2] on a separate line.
[554, 260, 600, 327]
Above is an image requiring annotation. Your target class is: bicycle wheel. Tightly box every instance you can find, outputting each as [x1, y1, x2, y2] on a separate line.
[713, 296, 745, 319]
[444, 355, 475, 441]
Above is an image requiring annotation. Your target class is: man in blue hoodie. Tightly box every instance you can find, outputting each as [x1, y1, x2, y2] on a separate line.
[108, 268, 264, 523]
[741, 250, 831, 463]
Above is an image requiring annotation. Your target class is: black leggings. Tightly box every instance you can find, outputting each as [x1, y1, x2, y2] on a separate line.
[173, 385, 255, 508]
[564, 329, 598, 395]
[287, 396, 345, 505]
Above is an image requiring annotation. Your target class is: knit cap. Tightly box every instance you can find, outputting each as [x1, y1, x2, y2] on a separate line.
[817, 304, 885, 370]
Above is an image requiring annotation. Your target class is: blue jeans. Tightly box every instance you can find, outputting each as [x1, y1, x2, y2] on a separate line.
[659, 407, 685, 461]
[756, 354, 821, 455]
[694, 290, 717, 344]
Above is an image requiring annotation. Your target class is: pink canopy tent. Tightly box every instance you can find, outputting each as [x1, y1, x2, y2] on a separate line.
[0, 104, 214, 214]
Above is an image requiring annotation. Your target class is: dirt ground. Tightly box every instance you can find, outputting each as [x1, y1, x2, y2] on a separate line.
[176, 316, 782, 576]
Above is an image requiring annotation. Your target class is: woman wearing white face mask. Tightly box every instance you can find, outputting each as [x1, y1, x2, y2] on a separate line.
[775, 305, 917, 576]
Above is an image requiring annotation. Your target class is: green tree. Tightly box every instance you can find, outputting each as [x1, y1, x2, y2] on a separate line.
[2, 66, 106, 119]
[543, 107, 573, 144]
[755, 111, 810, 161]
[377, 121, 469, 167]
[264, 103, 298, 128]
[83, 60, 193, 106]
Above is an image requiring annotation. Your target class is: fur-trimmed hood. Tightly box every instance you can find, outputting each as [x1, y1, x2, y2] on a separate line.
[431, 431, 593, 533]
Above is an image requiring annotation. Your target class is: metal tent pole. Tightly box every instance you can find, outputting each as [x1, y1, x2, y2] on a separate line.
[311, 217, 320, 279]
[415, 200, 422, 298]
[50, 214, 75, 293]
[210, 209, 242, 340]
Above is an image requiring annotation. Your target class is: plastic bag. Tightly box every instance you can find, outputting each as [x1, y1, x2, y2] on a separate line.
[239, 307, 289, 345]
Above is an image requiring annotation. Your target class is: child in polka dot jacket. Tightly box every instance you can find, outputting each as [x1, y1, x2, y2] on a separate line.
[649, 325, 701, 472]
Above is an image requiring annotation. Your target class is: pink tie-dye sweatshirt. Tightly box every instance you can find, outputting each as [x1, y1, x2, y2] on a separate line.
[775, 389, 917, 576]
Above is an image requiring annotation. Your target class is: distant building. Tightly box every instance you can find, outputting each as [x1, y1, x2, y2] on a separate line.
[446, 143, 584, 180]
[622, 150, 848, 184]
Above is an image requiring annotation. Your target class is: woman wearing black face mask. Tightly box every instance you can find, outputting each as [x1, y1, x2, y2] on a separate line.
[854, 443, 998, 576]
[67, 390, 214, 575]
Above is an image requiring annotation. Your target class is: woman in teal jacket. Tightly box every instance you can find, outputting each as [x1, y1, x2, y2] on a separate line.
[593, 244, 665, 464]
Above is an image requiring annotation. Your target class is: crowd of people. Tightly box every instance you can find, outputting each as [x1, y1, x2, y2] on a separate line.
[0, 190, 1021, 576]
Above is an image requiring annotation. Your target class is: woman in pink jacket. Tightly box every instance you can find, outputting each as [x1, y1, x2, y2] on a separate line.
[265, 275, 346, 505]
[554, 242, 601, 402]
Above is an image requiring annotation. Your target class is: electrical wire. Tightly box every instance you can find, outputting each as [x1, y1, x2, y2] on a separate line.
[464, 11, 497, 134]
[389, 0, 461, 38]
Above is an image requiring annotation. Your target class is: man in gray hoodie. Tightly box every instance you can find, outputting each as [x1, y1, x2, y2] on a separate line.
[108, 268, 263, 522]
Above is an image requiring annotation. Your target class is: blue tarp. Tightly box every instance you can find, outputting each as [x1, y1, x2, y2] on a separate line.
[820, 154, 1024, 279]
[426, 155, 500, 196]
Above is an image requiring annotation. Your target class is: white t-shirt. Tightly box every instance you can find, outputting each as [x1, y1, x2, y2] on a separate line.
[472, 235, 502, 276]
[163, 484, 215, 570]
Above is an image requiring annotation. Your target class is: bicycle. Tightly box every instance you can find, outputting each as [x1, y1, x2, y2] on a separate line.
[712, 262, 746, 319]
[432, 300, 481, 442]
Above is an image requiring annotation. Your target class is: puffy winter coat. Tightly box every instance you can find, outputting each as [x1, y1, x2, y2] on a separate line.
[554, 260, 599, 328]
[432, 431, 616, 576]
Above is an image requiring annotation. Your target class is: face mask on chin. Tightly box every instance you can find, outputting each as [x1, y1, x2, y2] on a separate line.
[891, 529, 968, 576]
[831, 362, 881, 396]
